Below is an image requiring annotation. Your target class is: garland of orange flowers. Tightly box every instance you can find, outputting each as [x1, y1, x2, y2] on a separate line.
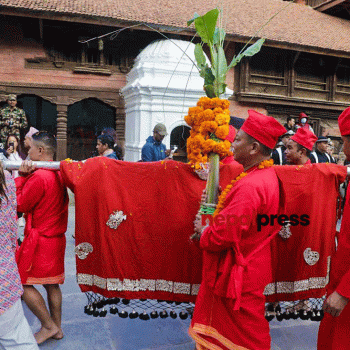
[213, 159, 274, 216]
[185, 96, 232, 169]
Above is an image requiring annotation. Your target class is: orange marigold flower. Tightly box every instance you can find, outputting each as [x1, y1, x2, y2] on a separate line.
[221, 99, 230, 109]
[188, 106, 203, 115]
[215, 125, 230, 139]
[212, 97, 222, 107]
[213, 140, 231, 157]
[197, 97, 230, 111]
[189, 129, 197, 137]
[202, 139, 216, 154]
[197, 97, 210, 108]
[199, 97, 217, 110]
[193, 111, 206, 126]
[184, 115, 193, 126]
[223, 109, 230, 115]
[213, 107, 223, 114]
[215, 113, 230, 126]
[191, 125, 200, 133]
[192, 134, 205, 148]
[202, 109, 215, 121]
[200, 121, 218, 134]
[223, 140, 232, 149]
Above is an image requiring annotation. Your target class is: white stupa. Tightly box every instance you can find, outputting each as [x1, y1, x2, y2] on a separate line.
[122, 39, 232, 161]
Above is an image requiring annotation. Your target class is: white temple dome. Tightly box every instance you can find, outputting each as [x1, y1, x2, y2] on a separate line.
[135, 39, 200, 67]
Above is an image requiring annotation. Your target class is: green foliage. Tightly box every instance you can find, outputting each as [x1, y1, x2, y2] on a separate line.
[188, 9, 265, 98]
[227, 38, 265, 70]
[194, 43, 207, 71]
[212, 46, 227, 96]
[213, 28, 226, 46]
[193, 9, 219, 45]
[187, 12, 200, 26]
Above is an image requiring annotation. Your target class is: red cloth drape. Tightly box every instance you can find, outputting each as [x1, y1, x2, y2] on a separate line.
[266, 163, 346, 302]
[60, 159, 347, 304]
[60, 158, 243, 302]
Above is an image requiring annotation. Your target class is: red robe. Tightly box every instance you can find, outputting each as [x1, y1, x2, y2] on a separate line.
[15, 169, 68, 285]
[221, 156, 236, 165]
[318, 182, 350, 349]
[189, 166, 281, 350]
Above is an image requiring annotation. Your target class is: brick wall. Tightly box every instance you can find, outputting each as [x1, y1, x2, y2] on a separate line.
[0, 27, 126, 90]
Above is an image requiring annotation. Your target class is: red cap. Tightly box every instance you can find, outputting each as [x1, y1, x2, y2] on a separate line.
[241, 110, 287, 149]
[226, 125, 236, 143]
[291, 127, 317, 150]
[338, 107, 350, 136]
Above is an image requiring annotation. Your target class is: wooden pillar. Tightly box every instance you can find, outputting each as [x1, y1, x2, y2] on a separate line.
[56, 104, 68, 160]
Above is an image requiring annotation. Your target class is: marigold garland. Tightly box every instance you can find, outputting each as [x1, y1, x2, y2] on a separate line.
[213, 159, 274, 216]
[214, 125, 229, 139]
[185, 97, 232, 168]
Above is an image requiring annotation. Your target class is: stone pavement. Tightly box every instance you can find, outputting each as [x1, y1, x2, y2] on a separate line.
[22, 206, 320, 350]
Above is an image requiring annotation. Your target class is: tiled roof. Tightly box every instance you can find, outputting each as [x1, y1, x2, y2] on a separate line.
[2, 0, 350, 55]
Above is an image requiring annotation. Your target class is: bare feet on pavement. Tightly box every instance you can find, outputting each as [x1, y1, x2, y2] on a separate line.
[34, 325, 60, 344]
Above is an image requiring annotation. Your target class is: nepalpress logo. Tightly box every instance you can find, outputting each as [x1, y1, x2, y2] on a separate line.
[201, 214, 310, 232]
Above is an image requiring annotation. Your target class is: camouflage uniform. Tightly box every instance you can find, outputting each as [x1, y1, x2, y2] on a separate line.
[0, 106, 28, 146]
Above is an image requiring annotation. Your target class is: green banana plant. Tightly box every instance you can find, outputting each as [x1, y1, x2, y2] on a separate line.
[188, 9, 265, 98]
[187, 9, 265, 233]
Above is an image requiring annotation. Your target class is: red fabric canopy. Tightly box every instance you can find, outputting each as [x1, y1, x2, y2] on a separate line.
[60, 159, 346, 303]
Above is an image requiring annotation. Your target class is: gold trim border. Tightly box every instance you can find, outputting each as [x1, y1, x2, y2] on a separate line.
[77, 273, 200, 296]
[264, 256, 331, 295]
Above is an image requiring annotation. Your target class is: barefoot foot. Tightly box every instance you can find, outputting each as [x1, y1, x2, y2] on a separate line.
[34, 325, 60, 344]
[52, 329, 64, 340]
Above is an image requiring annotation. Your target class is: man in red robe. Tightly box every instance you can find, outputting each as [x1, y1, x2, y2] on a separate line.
[15, 131, 68, 344]
[318, 107, 350, 349]
[189, 110, 286, 350]
[285, 127, 317, 165]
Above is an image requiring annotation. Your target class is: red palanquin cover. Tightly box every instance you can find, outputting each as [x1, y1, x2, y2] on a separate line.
[60, 159, 347, 303]
[60, 158, 243, 303]
[266, 163, 347, 302]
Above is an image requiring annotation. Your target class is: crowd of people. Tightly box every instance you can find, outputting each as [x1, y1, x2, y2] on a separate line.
[272, 112, 339, 167]
[1, 92, 350, 350]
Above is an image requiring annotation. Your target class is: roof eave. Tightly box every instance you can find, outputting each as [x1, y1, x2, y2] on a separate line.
[2, 6, 350, 60]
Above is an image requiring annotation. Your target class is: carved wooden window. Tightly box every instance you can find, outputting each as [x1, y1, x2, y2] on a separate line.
[336, 61, 350, 93]
[249, 48, 285, 86]
[294, 53, 328, 91]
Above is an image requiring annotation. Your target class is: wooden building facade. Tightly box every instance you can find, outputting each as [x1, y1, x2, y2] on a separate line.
[2, 0, 350, 159]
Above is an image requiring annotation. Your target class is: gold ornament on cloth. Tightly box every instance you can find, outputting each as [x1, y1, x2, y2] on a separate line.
[75, 242, 93, 260]
[303, 248, 320, 266]
[106, 210, 127, 230]
[278, 220, 292, 240]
